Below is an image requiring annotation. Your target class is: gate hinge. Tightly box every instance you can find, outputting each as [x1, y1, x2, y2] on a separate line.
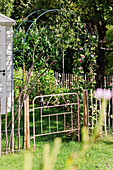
[0, 70, 5, 76]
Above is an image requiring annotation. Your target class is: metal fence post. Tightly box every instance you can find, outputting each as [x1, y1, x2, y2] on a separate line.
[24, 97, 26, 149]
[26, 96, 30, 149]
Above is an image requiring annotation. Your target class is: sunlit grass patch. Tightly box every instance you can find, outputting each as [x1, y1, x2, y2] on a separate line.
[0, 135, 113, 169]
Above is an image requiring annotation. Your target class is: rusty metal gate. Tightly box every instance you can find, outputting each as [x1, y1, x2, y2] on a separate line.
[30, 93, 80, 148]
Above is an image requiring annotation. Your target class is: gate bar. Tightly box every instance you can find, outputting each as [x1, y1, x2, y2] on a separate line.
[31, 93, 80, 146]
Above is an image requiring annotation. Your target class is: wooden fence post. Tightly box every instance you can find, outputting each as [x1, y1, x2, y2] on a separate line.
[83, 90, 88, 128]
[26, 96, 30, 149]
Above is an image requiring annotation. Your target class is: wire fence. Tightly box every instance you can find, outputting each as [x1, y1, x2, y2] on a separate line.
[0, 73, 113, 156]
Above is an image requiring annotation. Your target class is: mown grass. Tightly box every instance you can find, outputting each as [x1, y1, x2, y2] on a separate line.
[0, 135, 113, 169]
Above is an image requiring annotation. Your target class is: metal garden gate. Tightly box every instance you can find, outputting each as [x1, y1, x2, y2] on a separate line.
[4, 8, 93, 154]
[0, 8, 96, 155]
[30, 93, 80, 149]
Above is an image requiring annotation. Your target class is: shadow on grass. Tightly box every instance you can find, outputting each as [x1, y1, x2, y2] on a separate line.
[102, 140, 113, 145]
[35, 133, 77, 143]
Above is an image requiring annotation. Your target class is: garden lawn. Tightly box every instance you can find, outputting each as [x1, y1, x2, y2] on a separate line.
[0, 135, 113, 170]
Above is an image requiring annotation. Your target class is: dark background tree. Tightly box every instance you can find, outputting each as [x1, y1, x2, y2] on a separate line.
[74, 0, 113, 88]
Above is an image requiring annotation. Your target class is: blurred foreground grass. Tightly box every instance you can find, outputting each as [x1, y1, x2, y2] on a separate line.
[0, 135, 113, 170]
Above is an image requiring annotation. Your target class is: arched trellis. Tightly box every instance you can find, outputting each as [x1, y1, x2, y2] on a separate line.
[12, 8, 93, 98]
[11, 9, 95, 150]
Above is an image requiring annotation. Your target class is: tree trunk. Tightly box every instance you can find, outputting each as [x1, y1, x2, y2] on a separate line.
[96, 22, 106, 89]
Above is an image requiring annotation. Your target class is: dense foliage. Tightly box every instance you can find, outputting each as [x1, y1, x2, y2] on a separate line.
[0, 0, 14, 17]
[13, 10, 97, 75]
[1, 0, 113, 87]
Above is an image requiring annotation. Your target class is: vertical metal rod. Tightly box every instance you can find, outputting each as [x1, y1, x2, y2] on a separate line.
[95, 98, 97, 124]
[71, 105, 73, 129]
[24, 97, 26, 149]
[100, 100, 101, 112]
[64, 114, 66, 131]
[70, 74, 72, 88]
[18, 97, 20, 150]
[56, 115, 58, 132]
[61, 73, 63, 87]
[91, 89, 93, 132]
[68, 73, 69, 89]
[41, 107, 43, 134]
[108, 97, 110, 134]
[22, 48, 25, 149]
[86, 90, 89, 133]
[62, 48, 64, 74]
[5, 98, 8, 154]
[49, 116, 51, 133]
[77, 95, 80, 142]
[99, 99, 102, 133]
[104, 96, 107, 136]
[33, 101, 35, 149]
[12, 94, 14, 153]
[104, 78, 107, 136]
[26, 96, 30, 149]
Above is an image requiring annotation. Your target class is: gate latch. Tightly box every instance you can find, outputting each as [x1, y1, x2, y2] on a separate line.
[0, 70, 5, 76]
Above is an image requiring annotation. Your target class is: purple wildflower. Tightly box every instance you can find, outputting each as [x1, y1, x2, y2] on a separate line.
[79, 47, 83, 50]
[78, 67, 82, 70]
[81, 56, 85, 59]
[94, 88, 112, 100]
[91, 78, 93, 82]
[92, 35, 96, 38]
[91, 55, 94, 57]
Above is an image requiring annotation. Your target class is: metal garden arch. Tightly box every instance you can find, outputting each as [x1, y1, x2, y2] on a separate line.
[12, 9, 92, 149]
[12, 8, 91, 93]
